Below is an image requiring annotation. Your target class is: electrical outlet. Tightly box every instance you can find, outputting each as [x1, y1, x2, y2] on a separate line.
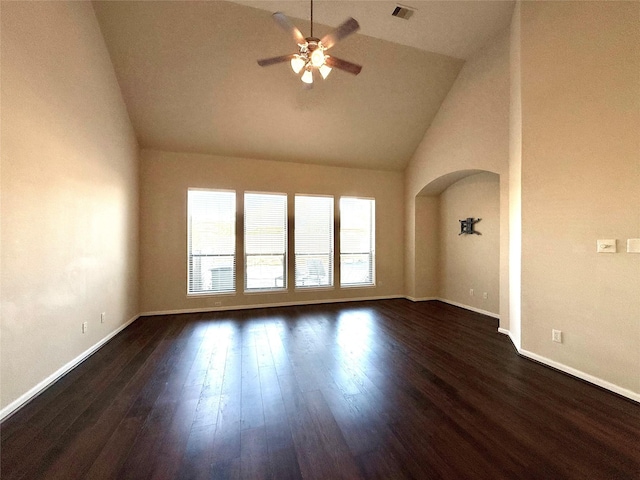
[101, 312, 106, 323]
[469, 289, 474, 297]
[82, 322, 88, 334]
[552, 329, 562, 343]
[483, 292, 488, 299]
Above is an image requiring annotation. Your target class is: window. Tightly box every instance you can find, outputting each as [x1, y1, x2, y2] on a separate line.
[187, 189, 236, 294]
[340, 197, 375, 287]
[244, 192, 287, 291]
[295, 195, 334, 288]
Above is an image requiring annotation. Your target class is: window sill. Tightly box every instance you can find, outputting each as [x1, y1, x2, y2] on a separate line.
[186, 291, 237, 298]
[295, 285, 335, 292]
[244, 288, 288, 295]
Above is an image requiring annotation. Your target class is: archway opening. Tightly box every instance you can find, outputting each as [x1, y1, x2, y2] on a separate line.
[414, 170, 501, 319]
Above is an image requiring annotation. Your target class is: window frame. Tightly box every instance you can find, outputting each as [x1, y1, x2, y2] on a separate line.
[339, 196, 376, 288]
[243, 191, 288, 293]
[186, 188, 237, 296]
[294, 194, 335, 290]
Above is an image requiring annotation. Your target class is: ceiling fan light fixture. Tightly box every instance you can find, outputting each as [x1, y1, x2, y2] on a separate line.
[319, 64, 332, 79]
[257, 0, 362, 84]
[291, 55, 306, 73]
[310, 48, 325, 68]
[301, 68, 314, 84]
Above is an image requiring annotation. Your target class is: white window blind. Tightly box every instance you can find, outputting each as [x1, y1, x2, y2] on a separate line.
[295, 195, 334, 288]
[187, 189, 236, 294]
[244, 192, 287, 291]
[340, 197, 375, 287]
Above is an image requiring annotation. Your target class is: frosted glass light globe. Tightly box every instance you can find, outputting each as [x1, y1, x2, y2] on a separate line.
[310, 49, 325, 68]
[290, 56, 305, 74]
[301, 69, 313, 84]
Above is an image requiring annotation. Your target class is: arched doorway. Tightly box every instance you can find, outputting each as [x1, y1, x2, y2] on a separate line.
[411, 170, 502, 320]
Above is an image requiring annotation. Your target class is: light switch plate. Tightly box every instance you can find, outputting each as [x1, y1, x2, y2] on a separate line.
[627, 238, 640, 254]
[597, 239, 616, 253]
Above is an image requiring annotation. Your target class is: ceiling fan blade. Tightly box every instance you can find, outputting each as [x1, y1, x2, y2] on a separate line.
[321, 17, 360, 50]
[272, 12, 306, 45]
[257, 54, 295, 67]
[324, 56, 362, 76]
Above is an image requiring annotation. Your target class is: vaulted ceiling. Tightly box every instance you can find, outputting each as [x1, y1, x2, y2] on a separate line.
[93, 1, 514, 171]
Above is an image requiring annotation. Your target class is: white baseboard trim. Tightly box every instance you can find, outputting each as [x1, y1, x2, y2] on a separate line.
[0, 314, 140, 422]
[497, 327, 518, 349]
[406, 296, 500, 320]
[434, 298, 500, 320]
[140, 294, 406, 317]
[519, 348, 640, 403]
[405, 296, 500, 320]
[405, 296, 438, 302]
[497, 328, 639, 403]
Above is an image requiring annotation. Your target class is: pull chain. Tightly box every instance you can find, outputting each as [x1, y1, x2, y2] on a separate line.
[310, 0, 313, 38]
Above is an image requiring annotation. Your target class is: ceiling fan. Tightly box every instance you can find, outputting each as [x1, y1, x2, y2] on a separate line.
[257, 0, 362, 86]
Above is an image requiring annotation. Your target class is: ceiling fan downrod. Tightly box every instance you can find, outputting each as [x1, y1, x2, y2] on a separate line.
[310, 0, 313, 38]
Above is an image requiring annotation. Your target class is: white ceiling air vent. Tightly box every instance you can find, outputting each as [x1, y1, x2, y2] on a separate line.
[392, 5, 415, 20]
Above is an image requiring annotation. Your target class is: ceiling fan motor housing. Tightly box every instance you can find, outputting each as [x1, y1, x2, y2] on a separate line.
[306, 38, 321, 49]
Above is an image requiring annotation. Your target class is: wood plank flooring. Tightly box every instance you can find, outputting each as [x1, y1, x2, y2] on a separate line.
[2, 299, 639, 479]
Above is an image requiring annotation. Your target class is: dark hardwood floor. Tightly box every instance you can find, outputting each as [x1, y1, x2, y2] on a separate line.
[2, 299, 639, 479]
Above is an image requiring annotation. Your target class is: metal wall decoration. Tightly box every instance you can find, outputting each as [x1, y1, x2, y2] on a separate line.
[459, 217, 481, 235]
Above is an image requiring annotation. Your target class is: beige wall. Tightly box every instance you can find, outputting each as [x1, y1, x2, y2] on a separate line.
[439, 173, 500, 314]
[0, 2, 139, 411]
[519, 1, 640, 393]
[139, 149, 404, 313]
[405, 28, 510, 196]
[404, 28, 510, 318]
[414, 196, 440, 299]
